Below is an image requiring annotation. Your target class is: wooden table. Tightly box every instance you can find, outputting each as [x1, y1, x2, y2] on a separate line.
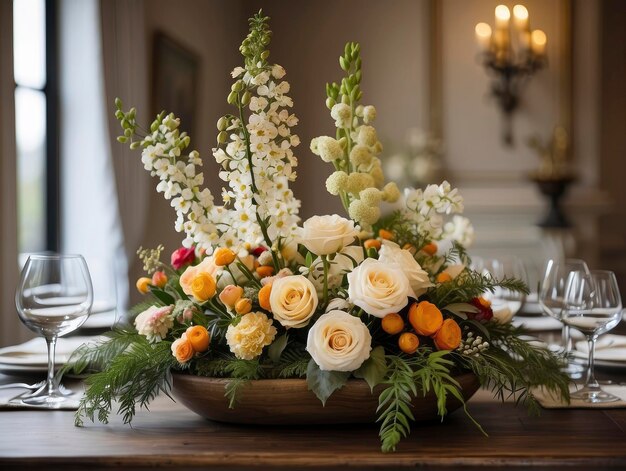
[1, 374, 626, 471]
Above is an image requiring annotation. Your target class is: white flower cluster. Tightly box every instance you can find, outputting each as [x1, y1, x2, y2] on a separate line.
[312, 104, 399, 227]
[443, 215, 475, 248]
[402, 181, 466, 242]
[457, 331, 489, 356]
[213, 63, 301, 251]
[140, 114, 218, 250]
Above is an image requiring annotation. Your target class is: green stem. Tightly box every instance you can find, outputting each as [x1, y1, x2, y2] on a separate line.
[321, 255, 330, 307]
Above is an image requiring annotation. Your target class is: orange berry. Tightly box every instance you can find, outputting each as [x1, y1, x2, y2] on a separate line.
[219, 284, 244, 308]
[477, 297, 492, 308]
[256, 265, 275, 278]
[136, 277, 151, 294]
[408, 301, 444, 336]
[421, 242, 437, 256]
[185, 325, 211, 353]
[381, 313, 404, 335]
[151, 270, 168, 288]
[378, 229, 394, 240]
[433, 319, 462, 350]
[398, 332, 420, 354]
[258, 283, 272, 311]
[213, 247, 236, 266]
[437, 272, 452, 283]
[235, 298, 252, 315]
[364, 239, 382, 250]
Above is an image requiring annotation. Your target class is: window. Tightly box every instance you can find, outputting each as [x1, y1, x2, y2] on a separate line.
[14, 0, 58, 254]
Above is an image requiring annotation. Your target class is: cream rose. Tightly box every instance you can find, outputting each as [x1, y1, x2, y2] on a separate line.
[179, 256, 221, 296]
[306, 310, 372, 371]
[300, 214, 360, 256]
[347, 258, 414, 318]
[379, 241, 432, 297]
[269, 275, 318, 328]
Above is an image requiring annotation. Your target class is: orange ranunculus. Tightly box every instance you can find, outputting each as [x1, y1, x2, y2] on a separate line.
[190, 273, 216, 302]
[258, 283, 272, 311]
[381, 313, 404, 335]
[398, 332, 419, 354]
[378, 229, 394, 240]
[185, 325, 211, 352]
[436, 272, 452, 283]
[408, 301, 443, 336]
[235, 298, 252, 315]
[433, 318, 462, 350]
[421, 242, 437, 256]
[136, 277, 152, 294]
[219, 285, 244, 308]
[152, 270, 168, 288]
[213, 247, 236, 266]
[364, 239, 382, 250]
[256, 265, 275, 278]
[171, 335, 194, 363]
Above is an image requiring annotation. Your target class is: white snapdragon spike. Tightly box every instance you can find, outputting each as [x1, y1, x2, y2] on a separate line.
[212, 64, 301, 252]
[402, 181, 465, 241]
[140, 114, 219, 251]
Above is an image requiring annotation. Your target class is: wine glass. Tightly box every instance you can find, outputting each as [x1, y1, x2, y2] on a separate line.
[539, 258, 589, 376]
[480, 256, 528, 323]
[14, 254, 93, 407]
[562, 270, 623, 403]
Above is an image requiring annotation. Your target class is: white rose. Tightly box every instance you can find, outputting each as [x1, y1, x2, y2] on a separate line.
[269, 275, 319, 328]
[306, 310, 372, 371]
[300, 214, 360, 256]
[347, 258, 414, 318]
[379, 241, 432, 297]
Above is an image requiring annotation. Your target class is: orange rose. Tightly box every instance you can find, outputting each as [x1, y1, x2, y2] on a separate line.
[136, 277, 152, 294]
[219, 285, 244, 308]
[408, 301, 443, 336]
[190, 273, 217, 302]
[185, 325, 210, 352]
[256, 266, 275, 278]
[433, 319, 462, 350]
[235, 298, 252, 315]
[171, 335, 194, 363]
[214, 247, 236, 266]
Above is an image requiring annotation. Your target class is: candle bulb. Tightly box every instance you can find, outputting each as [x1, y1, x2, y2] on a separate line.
[475, 22, 492, 49]
[495, 5, 510, 30]
[513, 5, 529, 31]
[531, 29, 547, 56]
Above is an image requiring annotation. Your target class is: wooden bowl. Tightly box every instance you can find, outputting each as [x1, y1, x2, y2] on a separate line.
[171, 372, 480, 425]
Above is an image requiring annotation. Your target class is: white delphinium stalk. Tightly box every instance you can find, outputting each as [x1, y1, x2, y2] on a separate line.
[212, 13, 300, 257]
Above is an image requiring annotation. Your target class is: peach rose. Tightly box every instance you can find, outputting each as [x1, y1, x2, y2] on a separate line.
[179, 256, 220, 296]
[269, 275, 318, 328]
[171, 334, 194, 363]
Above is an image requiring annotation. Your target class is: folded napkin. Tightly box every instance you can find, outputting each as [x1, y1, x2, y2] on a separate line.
[574, 335, 626, 362]
[0, 336, 99, 366]
[533, 384, 626, 409]
[512, 316, 562, 332]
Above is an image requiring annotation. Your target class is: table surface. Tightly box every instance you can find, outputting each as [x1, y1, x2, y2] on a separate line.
[1, 374, 626, 471]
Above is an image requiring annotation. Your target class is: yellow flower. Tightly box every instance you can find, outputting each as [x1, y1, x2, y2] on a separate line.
[226, 312, 277, 360]
[190, 272, 216, 302]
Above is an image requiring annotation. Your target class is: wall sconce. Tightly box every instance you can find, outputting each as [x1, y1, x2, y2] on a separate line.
[475, 4, 547, 146]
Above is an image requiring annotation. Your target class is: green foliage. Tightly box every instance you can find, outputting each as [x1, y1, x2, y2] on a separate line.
[354, 346, 387, 392]
[74, 338, 177, 426]
[306, 359, 350, 405]
[267, 333, 288, 363]
[428, 270, 529, 307]
[377, 355, 417, 453]
[277, 347, 310, 378]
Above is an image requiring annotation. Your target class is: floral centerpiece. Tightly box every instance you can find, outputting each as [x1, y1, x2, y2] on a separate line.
[67, 12, 569, 452]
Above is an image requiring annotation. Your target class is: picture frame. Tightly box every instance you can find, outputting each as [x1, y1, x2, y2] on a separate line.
[151, 32, 199, 136]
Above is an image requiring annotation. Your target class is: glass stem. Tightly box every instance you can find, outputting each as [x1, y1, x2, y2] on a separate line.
[45, 336, 59, 396]
[585, 335, 600, 389]
[562, 324, 571, 354]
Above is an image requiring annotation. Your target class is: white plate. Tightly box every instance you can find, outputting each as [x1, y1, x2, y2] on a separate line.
[0, 336, 100, 367]
[82, 310, 117, 329]
[512, 316, 562, 331]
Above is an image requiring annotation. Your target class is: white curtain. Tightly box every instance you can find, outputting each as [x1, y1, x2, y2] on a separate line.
[59, 0, 129, 316]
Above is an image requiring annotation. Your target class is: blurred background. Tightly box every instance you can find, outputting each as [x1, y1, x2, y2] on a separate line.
[0, 0, 624, 345]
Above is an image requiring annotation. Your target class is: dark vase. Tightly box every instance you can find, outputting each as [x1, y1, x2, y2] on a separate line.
[531, 176, 575, 228]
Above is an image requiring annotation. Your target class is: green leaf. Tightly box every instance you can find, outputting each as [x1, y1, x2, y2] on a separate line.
[306, 359, 350, 405]
[443, 303, 477, 319]
[354, 346, 387, 392]
[149, 286, 175, 306]
[268, 334, 288, 364]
